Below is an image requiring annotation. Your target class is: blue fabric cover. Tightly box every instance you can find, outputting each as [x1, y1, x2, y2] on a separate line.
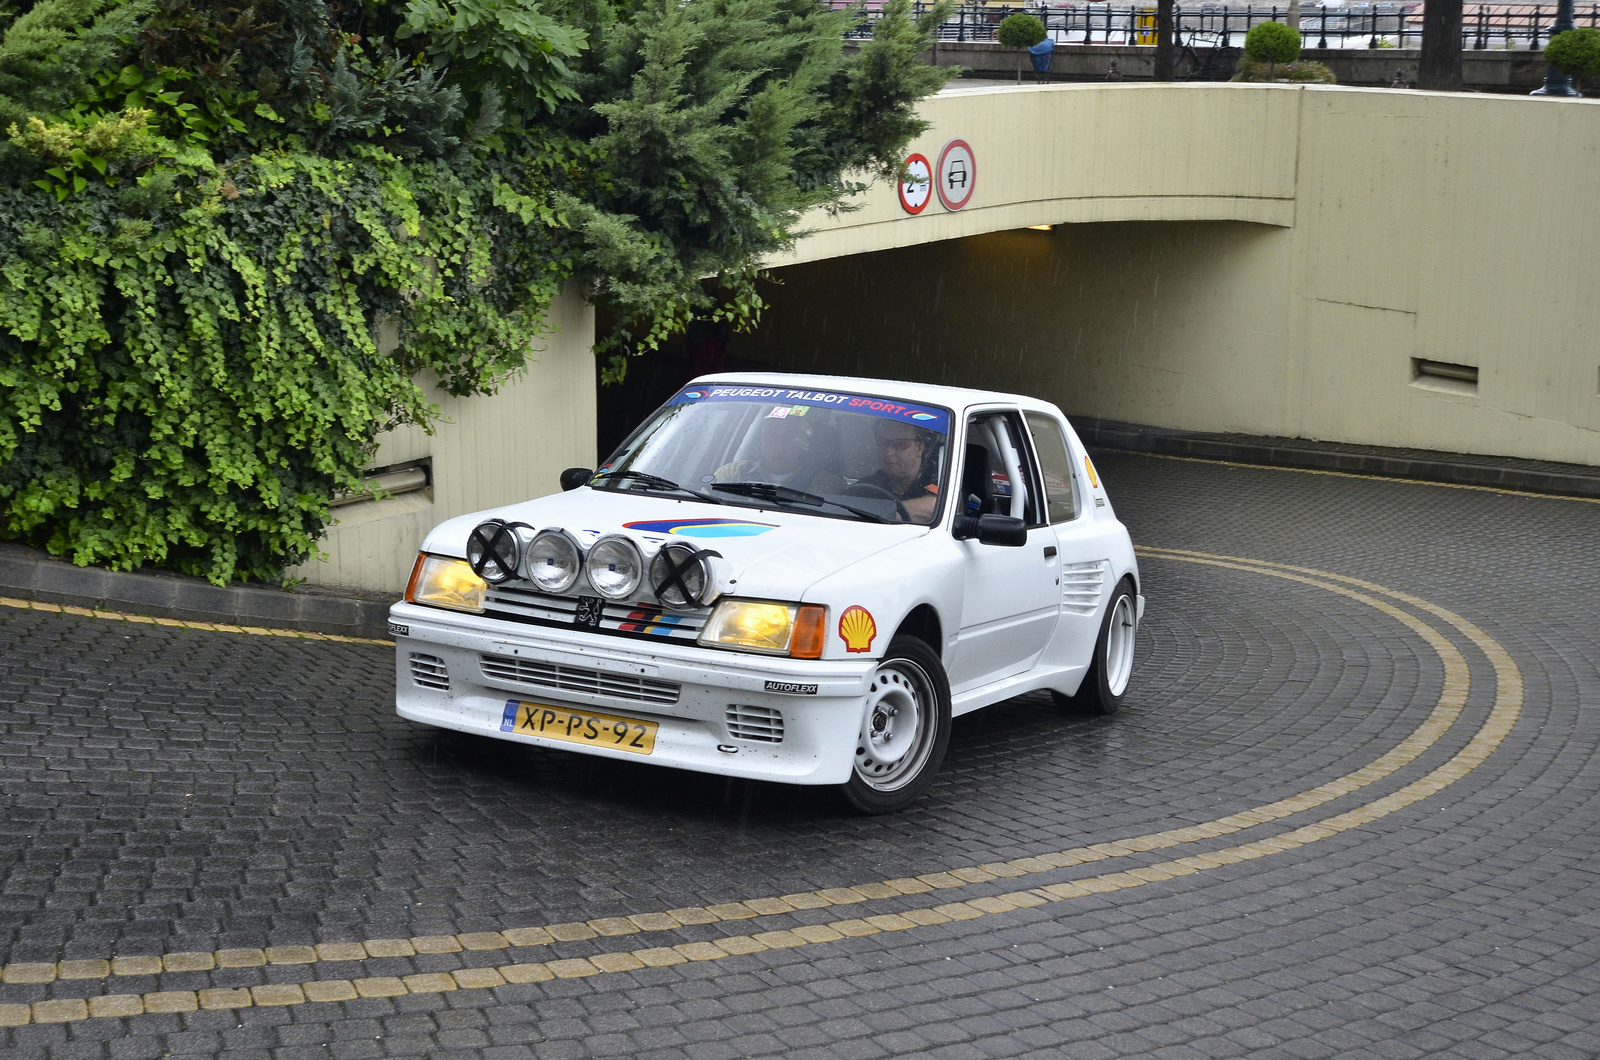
[1029, 38, 1055, 74]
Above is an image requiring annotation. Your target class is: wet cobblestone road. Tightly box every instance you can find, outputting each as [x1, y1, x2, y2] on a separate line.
[1, 451, 1597, 1059]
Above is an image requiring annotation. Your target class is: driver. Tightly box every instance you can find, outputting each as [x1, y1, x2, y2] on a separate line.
[713, 413, 846, 494]
[853, 420, 939, 524]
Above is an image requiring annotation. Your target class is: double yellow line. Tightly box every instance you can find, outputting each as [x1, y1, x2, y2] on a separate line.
[0, 549, 1524, 1025]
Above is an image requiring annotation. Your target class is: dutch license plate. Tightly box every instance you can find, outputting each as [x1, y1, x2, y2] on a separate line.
[500, 700, 657, 755]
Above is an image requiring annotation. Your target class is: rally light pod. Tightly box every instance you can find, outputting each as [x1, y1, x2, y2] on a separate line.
[465, 519, 526, 585]
[585, 535, 644, 600]
[649, 544, 727, 611]
[523, 528, 583, 594]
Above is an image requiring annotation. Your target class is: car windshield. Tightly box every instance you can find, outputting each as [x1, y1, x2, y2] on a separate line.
[597, 384, 953, 525]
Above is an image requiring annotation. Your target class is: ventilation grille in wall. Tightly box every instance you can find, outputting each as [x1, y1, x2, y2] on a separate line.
[1412, 359, 1478, 396]
[331, 460, 432, 508]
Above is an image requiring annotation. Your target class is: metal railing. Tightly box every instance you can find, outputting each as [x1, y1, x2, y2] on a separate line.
[834, 2, 1600, 50]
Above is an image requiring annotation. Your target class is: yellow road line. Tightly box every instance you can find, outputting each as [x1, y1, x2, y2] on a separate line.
[0, 554, 1523, 1026]
[0, 581, 1520, 1025]
[0, 596, 390, 646]
[0, 557, 1470, 987]
[1103, 448, 1600, 505]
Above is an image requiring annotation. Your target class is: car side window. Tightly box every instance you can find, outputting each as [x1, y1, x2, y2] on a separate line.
[959, 412, 1044, 525]
[1024, 412, 1079, 524]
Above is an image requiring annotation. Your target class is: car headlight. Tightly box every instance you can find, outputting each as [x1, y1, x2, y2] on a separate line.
[585, 535, 643, 600]
[524, 529, 582, 594]
[405, 553, 486, 613]
[699, 600, 827, 657]
[650, 543, 716, 610]
[465, 519, 524, 584]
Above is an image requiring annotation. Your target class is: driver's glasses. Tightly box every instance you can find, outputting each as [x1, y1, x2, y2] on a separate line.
[875, 438, 917, 453]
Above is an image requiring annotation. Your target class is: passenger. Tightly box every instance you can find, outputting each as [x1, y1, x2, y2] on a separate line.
[853, 421, 940, 524]
[713, 413, 846, 494]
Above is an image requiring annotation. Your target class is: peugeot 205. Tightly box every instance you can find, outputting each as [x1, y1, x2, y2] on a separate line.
[389, 374, 1142, 813]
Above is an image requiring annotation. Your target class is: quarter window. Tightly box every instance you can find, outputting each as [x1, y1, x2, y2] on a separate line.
[1024, 412, 1079, 523]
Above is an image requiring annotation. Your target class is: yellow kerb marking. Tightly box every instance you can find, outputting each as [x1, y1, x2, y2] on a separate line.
[2, 553, 1525, 1027]
[0, 595, 391, 644]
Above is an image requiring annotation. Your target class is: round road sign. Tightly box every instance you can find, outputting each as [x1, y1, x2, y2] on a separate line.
[898, 153, 932, 215]
[935, 138, 977, 212]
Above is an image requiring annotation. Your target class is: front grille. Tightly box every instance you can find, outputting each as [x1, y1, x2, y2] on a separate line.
[480, 653, 681, 706]
[1060, 561, 1106, 616]
[409, 653, 451, 690]
[483, 584, 710, 644]
[725, 704, 785, 743]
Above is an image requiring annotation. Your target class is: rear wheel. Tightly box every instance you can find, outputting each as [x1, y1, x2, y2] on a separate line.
[1055, 578, 1137, 716]
[841, 636, 952, 814]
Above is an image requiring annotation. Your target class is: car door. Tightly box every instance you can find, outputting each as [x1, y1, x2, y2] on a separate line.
[1025, 411, 1114, 676]
[946, 409, 1062, 694]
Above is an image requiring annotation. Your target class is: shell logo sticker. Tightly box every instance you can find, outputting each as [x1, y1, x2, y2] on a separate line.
[1084, 455, 1100, 489]
[839, 605, 877, 654]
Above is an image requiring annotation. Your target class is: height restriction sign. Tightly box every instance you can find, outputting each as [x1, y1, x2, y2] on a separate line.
[897, 153, 932, 215]
[936, 138, 976, 212]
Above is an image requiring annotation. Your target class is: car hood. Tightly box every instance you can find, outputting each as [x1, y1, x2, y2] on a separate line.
[421, 487, 928, 601]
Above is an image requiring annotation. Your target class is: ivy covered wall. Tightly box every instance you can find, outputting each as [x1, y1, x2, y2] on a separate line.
[0, 0, 952, 583]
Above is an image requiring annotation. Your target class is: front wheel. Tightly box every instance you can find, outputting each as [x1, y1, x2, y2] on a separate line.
[841, 636, 952, 814]
[1056, 578, 1138, 716]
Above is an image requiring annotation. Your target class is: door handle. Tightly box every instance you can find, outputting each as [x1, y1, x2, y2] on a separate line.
[1043, 546, 1057, 559]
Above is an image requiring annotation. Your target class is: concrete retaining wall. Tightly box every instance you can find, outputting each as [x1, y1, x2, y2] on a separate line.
[291, 283, 597, 594]
[929, 41, 1565, 90]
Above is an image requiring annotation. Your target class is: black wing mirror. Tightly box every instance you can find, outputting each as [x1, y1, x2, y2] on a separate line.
[951, 514, 1027, 546]
[559, 467, 593, 491]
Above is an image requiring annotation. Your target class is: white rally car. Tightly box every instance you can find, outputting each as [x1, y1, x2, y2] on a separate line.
[390, 374, 1141, 813]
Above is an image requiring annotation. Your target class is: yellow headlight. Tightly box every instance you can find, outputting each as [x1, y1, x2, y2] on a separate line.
[699, 599, 797, 655]
[405, 553, 487, 613]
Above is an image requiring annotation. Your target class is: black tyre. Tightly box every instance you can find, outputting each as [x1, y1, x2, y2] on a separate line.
[1055, 577, 1138, 717]
[841, 636, 952, 814]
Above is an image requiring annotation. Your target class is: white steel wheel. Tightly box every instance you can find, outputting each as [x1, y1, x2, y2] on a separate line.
[1103, 592, 1136, 697]
[841, 636, 952, 814]
[1057, 578, 1138, 717]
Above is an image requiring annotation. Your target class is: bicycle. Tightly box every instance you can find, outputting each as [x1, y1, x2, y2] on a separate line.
[1178, 28, 1242, 80]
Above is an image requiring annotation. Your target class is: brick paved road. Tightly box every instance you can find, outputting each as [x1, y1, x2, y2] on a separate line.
[1, 452, 1597, 1059]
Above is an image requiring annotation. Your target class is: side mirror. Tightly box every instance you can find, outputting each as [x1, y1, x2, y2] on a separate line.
[559, 467, 593, 492]
[951, 514, 1028, 547]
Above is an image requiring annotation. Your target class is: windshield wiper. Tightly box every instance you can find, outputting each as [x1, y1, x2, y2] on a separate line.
[709, 481, 889, 523]
[590, 470, 721, 504]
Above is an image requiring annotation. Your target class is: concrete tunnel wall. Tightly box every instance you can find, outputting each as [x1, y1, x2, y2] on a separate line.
[743, 83, 1600, 469]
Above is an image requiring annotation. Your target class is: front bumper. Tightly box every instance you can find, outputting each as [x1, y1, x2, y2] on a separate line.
[389, 602, 876, 785]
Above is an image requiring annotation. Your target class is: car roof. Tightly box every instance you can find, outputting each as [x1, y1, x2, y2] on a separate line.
[691, 372, 1064, 417]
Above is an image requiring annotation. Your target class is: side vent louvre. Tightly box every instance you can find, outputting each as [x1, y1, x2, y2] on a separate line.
[1060, 561, 1106, 616]
[725, 704, 785, 744]
[409, 653, 451, 690]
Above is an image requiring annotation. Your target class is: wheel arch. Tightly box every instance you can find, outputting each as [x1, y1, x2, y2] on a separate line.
[892, 604, 944, 659]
